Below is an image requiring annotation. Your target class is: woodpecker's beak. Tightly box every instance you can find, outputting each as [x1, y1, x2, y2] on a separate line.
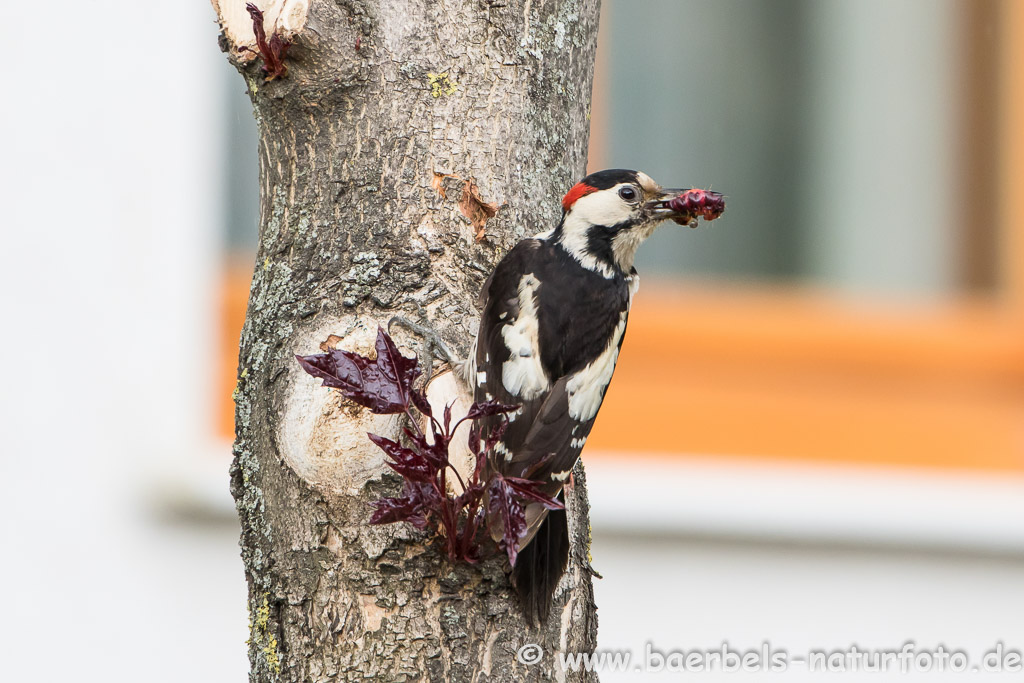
[646, 188, 726, 228]
[648, 188, 690, 217]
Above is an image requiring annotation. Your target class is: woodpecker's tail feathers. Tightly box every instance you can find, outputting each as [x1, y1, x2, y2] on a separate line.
[512, 505, 570, 624]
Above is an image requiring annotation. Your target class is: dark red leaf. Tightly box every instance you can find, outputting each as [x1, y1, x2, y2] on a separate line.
[368, 433, 433, 483]
[483, 420, 510, 460]
[409, 388, 432, 417]
[246, 4, 266, 40]
[246, 2, 290, 81]
[369, 495, 421, 526]
[487, 477, 528, 566]
[465, 400, 520, 420]
[455, 482, 486, 511]
[407, 481, 442, 529]
[296, 350, 404, 413]
[403, 427, 446, 469]
[295, 328, 420, 415]
[503, 476, 565, 510]
[467, 426, 489, 480]
[295, 327, 545, 565]
[467, 417, 508, 457]
[375, 326, 420, 403]
[294, 349, 364, 391]
[443, 402, 453, 434]
[427, 414, 451, 461]
[369, 481, 439, 530]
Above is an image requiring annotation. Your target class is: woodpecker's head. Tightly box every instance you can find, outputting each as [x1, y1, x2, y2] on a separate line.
[553, 168, 724, 276]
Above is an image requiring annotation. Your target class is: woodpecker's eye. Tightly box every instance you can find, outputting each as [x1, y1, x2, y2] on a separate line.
[618, 186, 638, 202]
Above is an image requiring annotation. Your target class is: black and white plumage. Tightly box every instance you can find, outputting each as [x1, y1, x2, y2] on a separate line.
[457, 169, 712, 621]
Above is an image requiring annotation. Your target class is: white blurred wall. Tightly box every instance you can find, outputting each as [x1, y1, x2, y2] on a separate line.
[0, 2, 243, 679]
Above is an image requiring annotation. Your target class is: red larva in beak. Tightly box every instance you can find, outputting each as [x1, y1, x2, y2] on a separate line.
[669, 189, 726, 226]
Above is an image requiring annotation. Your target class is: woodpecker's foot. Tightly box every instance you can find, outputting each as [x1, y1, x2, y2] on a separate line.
[388, 316, 457, 384]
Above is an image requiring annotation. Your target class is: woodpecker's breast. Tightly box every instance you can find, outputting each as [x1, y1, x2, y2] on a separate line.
[485, 240, 630, 376]
[472, 237, 636, 489]
[564, 309, 628, 421]
[474, 238, 633, 409]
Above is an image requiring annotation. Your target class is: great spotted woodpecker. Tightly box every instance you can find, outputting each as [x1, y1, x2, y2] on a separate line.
[458, 169, 724, 621]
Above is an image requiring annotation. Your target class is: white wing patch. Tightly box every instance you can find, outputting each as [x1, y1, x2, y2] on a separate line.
[565, 311, 628, 421]
[493, 441, 511, 462]
[500, 273, 549, 400]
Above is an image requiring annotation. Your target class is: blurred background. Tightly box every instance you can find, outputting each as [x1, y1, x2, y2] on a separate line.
[2, 0, 1023, 680]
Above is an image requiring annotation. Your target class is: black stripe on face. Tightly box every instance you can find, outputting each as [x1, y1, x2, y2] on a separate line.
[585, 221, 629, 269]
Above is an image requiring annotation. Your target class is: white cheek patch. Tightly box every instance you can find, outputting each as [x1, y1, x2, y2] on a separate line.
[570, 186, 635, 227]
[560, 183, 650, 277]
[565, 311, 628, 421]
[559, 210, 614, 277]
[501, 274, 549, 399]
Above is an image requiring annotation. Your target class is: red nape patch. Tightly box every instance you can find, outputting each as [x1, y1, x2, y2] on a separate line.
[561, 183, 597, 211]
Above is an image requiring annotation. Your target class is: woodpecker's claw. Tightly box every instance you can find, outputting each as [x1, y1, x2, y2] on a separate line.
[388, 316, 457, 385]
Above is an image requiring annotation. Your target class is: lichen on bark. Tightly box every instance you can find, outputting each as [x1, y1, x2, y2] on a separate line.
[213, 0, 603, 680]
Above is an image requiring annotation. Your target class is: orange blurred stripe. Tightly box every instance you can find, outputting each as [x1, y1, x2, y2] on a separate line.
[218, 273, 1024, 472]
[587, 284, 1024, 473]
[217, 259, 252, 440]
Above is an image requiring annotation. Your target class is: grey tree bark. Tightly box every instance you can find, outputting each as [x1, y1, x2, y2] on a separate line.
[211, 1, 603, 680]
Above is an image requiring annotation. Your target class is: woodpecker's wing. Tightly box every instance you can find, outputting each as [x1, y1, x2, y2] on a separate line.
[473, 239, 553, 476]
[473, 238, 632, 495]
[501, 376, 592, 488]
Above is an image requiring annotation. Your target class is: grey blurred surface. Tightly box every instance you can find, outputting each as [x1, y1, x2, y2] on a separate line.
[5, 485, 1021, 681]
[603, 0, 970, 296]
[592, 531, 1024, 681]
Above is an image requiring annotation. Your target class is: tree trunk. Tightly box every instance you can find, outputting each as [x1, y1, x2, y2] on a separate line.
[212, 0, 602, 680]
